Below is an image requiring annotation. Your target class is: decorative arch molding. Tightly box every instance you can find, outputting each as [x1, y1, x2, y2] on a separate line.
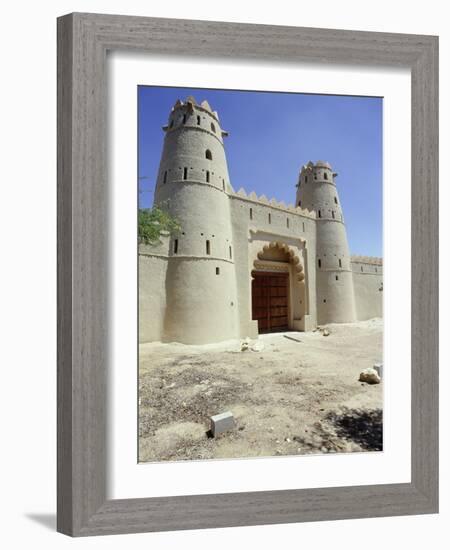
[253, 241, 305, 282]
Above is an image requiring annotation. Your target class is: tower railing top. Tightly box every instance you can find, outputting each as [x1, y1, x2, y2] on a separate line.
[170, 97, 221, 123]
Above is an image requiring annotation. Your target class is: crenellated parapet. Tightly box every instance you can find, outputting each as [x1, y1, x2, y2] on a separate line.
[351, 255, 383, 266]
[232, 187, 316, 219]
[171, 96, 219, 119]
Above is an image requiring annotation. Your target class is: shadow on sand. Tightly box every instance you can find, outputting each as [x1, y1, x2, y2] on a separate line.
[327, 408, 383, 451]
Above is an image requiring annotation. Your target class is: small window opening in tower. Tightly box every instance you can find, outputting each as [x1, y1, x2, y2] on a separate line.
[318, 210, 322, 218]
[206, 240, 211, 255]
[216, 267, 220, 275]
[222, 179, 225, 191]
[205, 149, 212, 160]
[169, 120, 174, 128]
[302, 222, 305, 232]
[286, 218, 290, 228]
[323, 299, 327, 303]
[211, 122, 216, 133]
[339, 259, 342, 268]
[324, 172, 328, 180]
[229, 246, 232, 259]
[375, 267, 378, 273]
[182, 114, 186, 124]
[335, 275, 339, 281]
[163, 171, 167, 184]
[173, 239, 178, 254]
[305, 175, 308, 183]
[298, 200, 301, 207]
[361, 266, 364, 272]
[183, 167, 188, 180]
[197, 115, 201, 125]
[318, 259, 322, 268]
[268, 213, 271, 224]
[250, 208, 253, 220]
[206, 170, 210, 183]
[332, 210, 335, 219]
[334, 196, 338, 204]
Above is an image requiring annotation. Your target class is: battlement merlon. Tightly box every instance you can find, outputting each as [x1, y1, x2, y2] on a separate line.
[231, 187, 316, 219]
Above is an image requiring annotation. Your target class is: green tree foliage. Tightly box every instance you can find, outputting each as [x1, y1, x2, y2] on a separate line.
[138, 206, 180, 245]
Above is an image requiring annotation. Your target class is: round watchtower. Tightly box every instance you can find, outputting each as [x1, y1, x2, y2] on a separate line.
[296, 161, 356, 324]
[153, 97, 239, 343]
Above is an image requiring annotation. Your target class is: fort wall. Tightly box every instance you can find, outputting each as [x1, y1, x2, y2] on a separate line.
[351, 256, 383, 320]
[138, 238, 169, 343]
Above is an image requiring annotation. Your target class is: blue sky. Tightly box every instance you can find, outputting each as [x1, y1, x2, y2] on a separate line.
[138, 86, 382, 257]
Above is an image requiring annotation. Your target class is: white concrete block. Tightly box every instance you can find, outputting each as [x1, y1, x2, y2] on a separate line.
[210, 411, 235, 437]
[373, 362, 383, 378]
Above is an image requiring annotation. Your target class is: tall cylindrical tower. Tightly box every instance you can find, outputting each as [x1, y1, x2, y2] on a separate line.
[296, 161, 356, 325]
[152, 96, 239, 344]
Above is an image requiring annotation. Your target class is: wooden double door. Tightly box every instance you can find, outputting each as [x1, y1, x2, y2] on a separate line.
[251, 271, 289, 333]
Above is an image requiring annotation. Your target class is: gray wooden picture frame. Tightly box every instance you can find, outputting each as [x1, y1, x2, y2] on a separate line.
[57, 12, 439, 537]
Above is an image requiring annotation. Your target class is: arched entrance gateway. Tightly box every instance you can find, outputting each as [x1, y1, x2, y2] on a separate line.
[251, 242, 308, 334]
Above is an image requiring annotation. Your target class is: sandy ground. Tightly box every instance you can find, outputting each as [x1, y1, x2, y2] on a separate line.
[139, 319, 383, 462]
